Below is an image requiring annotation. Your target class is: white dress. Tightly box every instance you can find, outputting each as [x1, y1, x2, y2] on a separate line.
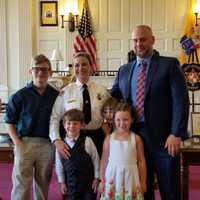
[102, 132, 141, 200]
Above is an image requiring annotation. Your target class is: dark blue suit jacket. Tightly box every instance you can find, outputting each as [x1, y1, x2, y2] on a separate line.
[111, 53, 189, 150]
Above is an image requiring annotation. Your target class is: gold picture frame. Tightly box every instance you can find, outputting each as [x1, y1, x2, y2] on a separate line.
[191, 112, 200, 137]
[40, 1, 58, 26]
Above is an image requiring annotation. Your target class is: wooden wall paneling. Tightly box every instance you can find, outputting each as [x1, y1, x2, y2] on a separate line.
[129, 0, 143, 31]
[39, 40, 61, 70]
[37, 0, 190, 71]
[173, 0, 189, 32]
[151, 0, 166, 31]
[107, 58, 122, 71]
[108, 0, 121, 32]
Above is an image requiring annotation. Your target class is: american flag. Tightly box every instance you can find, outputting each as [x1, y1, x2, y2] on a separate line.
[73, 0, 97, 71]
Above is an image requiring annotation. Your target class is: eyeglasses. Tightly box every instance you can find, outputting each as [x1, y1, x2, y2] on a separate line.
[31, 67, 50, 73]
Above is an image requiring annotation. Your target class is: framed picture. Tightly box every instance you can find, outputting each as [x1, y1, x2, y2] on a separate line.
[191, 112, 200, 137]
[40, 1, 58, 26]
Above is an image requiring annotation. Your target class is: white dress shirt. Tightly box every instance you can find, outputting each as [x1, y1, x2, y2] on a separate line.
[55, 135, 100, 183]
[50, 78, 110, 142]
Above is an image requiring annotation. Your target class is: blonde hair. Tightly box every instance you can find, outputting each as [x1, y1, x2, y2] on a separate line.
[114, 102, 135, 119]
[135, 25, 153, 35]
[73, 51, 92, 66]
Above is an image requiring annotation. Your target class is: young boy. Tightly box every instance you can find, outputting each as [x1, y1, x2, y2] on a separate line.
[5, 54, 59, 200]
[55, 108, 100, 200]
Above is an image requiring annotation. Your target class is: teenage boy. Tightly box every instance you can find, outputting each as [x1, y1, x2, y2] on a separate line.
[5, 54, 59, 200]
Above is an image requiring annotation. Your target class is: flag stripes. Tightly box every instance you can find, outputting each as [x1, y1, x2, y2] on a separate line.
[73, 0, 97, 71]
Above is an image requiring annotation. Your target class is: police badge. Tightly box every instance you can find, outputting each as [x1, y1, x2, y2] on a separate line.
[182, 63, 200, 91]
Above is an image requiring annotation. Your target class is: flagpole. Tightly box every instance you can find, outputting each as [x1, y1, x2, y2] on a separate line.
[83, 0, 89, 38]
[84, 0, 88, 8]
[73, 0, 98, 71]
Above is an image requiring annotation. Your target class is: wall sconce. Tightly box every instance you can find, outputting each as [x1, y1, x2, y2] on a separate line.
[194, 4, 200, 26]
[194, 12, 200, 26]
[60, 0, 79, 32]
[60, 13, 79, 32]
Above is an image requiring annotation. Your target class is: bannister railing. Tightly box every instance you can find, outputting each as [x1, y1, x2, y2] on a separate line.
[52, 70, 118, 77]
[52, 71, 71, 77]
[92, 70, 118, 76]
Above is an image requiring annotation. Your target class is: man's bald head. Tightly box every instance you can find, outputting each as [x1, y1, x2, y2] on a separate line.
[134, 25, 153, 35]
[131, 25, 155, 58]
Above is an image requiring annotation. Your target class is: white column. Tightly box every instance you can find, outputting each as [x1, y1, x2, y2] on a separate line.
[18, 0, 32, 86]
[0, 0, 8, 101]
[6, 0, 32, 96]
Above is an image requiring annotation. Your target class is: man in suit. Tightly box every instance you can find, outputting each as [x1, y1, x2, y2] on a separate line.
[111, 25, 189, 200]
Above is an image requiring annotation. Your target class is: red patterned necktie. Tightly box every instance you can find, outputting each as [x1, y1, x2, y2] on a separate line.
[135, 61, 147, 121]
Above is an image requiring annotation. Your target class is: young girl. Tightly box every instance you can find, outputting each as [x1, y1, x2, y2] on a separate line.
[101, 97, 118, 136]
[100, 102, 146, 200]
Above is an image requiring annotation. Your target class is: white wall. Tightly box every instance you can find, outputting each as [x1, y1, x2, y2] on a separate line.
[38, 0, 189, 70]
[0, 0, 189, 100]
[0, 0, 32, 101]
[1, 0, 197, 135]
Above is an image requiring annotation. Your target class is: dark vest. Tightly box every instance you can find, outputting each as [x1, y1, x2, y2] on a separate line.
[61, 135, 94, 199]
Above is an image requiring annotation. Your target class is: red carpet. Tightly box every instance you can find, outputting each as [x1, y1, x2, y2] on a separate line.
[0, 164, 200, 200]
[0, 164, 62, 200]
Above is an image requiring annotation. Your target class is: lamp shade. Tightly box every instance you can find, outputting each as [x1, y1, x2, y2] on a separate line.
[51, 49, 63, 61]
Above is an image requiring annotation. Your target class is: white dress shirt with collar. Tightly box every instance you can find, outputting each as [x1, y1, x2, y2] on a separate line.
[49, 78, 110, 142]
[55, 135, 100, 183]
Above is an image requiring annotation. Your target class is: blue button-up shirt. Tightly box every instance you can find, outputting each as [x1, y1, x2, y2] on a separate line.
[131, 57, 151, 122]
[5, 82, 59, 138]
